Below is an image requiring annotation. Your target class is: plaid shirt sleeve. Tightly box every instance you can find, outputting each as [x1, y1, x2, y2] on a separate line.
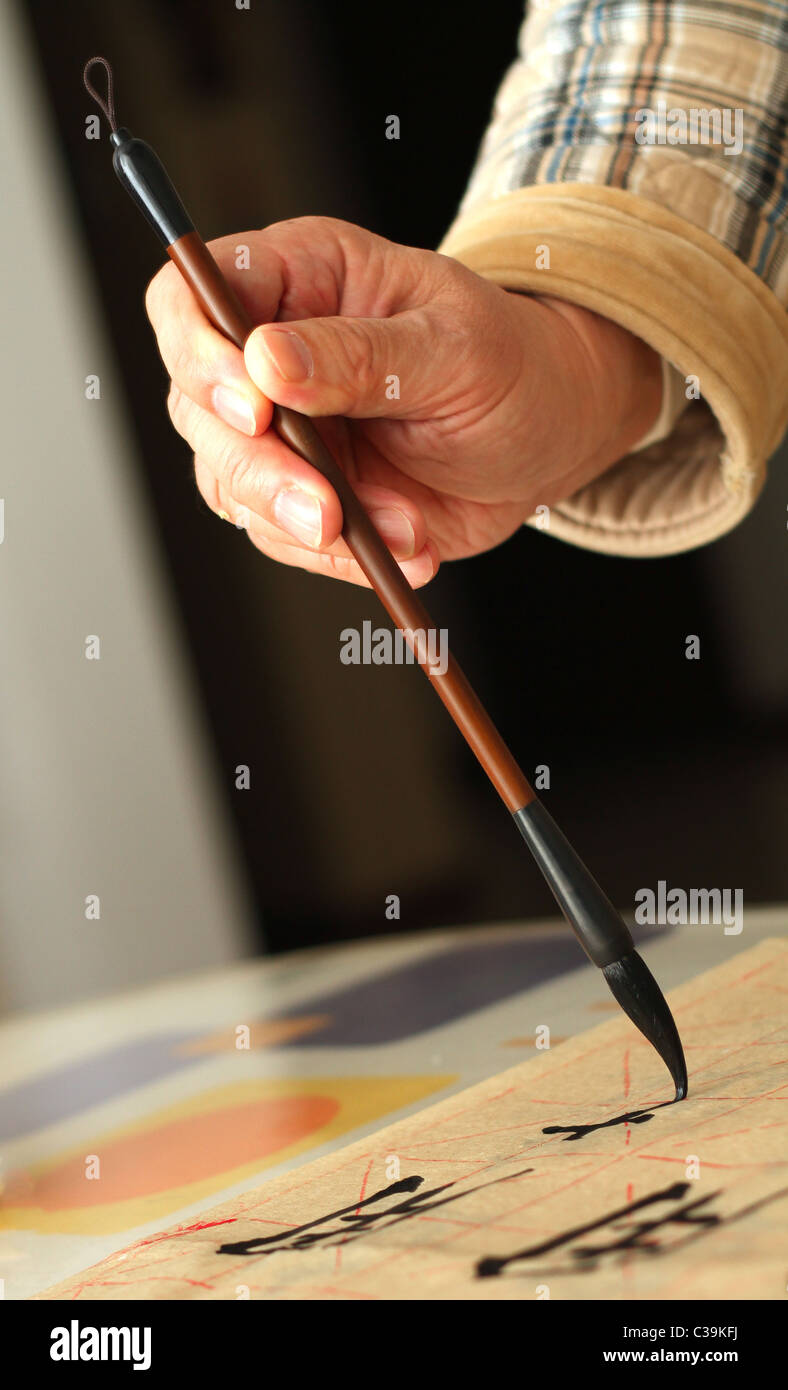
[440, 0, 788, 556]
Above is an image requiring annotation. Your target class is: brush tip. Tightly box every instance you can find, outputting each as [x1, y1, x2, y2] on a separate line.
[602, 949, 688, 1101]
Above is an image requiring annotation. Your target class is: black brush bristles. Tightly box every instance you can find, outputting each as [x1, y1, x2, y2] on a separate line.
[603, 950, 688, 1100]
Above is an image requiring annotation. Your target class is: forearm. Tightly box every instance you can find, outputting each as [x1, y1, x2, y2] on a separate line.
[441, 0, 788, 557]
[460, 0, 788, 291]
[528, 294, 664, 486]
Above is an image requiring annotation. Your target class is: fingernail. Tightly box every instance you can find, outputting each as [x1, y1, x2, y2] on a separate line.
[372, 508, 416, 556]
[212, 385, 257, 436]
[273, 488, 323, 546]
[260, 328, 314, 382]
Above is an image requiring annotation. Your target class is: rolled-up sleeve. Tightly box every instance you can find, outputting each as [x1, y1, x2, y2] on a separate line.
[440, 0, 788, 556]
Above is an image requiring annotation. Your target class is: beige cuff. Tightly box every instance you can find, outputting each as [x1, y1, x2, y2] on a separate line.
[439, 184, 788, 556]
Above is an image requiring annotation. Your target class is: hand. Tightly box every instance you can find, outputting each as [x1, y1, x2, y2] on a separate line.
[145, 216, 661, 587]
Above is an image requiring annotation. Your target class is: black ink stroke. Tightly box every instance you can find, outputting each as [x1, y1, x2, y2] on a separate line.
[477, 1182, 716, 1277]
[542, 1108, 655, 1141]
[218, 1169, 533, 1258]
[477, 1181, 788, 1279]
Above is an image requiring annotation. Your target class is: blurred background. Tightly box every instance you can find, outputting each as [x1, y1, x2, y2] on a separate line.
[2, 0, 786, 1013]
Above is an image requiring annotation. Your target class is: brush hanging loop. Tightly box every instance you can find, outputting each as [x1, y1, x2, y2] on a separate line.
[83, 56, 118, 133]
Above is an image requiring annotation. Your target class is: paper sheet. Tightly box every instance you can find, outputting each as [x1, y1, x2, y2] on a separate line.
[37, 938, 788, 1300]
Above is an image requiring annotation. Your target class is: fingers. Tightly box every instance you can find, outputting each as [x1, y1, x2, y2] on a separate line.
[145, 218, 380, 432]
[256, 535, 440, 590]
[146, 259, 273, 437]
[170, 385, 341, 545]
[146, 218, 456, 434]
[174, 388, 436, 586]
[244, 307, 455, 421]
[147, 218, 456, 588]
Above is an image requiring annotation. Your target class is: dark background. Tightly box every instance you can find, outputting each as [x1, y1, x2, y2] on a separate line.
[22, 0, 788, 952]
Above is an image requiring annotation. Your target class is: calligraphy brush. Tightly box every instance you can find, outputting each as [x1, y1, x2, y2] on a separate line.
[83, 56, 687, 1101]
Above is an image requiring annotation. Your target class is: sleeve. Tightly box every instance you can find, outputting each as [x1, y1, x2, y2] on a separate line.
[439, 0, 788, 556]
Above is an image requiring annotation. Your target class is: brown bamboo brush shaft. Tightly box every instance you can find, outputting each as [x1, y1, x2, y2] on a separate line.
[84, 60, 688, 1095]
[168, 231, 535, 813]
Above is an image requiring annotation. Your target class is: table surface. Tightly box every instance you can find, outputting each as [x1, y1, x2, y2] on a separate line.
[1, 907, 784, 1298]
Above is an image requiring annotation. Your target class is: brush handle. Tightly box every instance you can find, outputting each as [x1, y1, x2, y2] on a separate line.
[101, 107, 643, 986]
[165, 233, 639, 971]
[168, 231, 535, 814]
[164, 233, 641, 972]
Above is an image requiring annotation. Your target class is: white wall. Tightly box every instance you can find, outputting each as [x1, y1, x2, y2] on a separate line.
[0, 1, 257, 1013]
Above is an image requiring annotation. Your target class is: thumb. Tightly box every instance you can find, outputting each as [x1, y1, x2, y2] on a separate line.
[244, 312, 442, 419]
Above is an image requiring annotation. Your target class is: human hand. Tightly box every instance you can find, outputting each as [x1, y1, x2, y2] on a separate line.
[146, 216, 661, 586]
